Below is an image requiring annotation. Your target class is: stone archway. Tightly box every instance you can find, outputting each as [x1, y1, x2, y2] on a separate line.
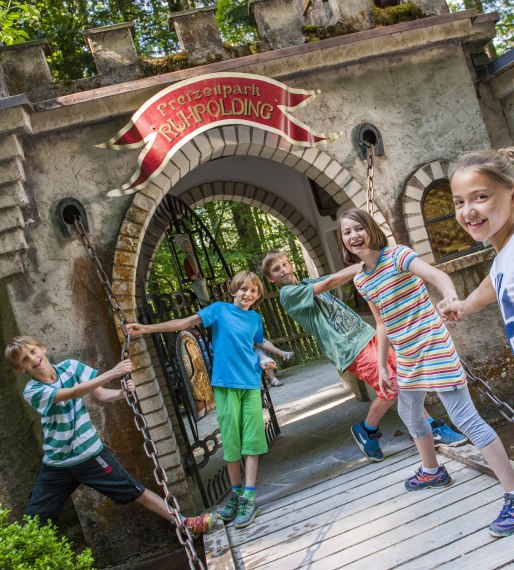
[401, 159, 453, 265]
[109, 125, 387, 498]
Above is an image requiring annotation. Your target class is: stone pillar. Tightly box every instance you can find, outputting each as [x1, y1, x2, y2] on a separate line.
[0, 40, 54, 100]
[168, 7, 226, 65]
[298, 0, 339, 27]
[251, 0, 304, 49]
[328, 0, 374, 30]
[0, 98, 32, 278]
[410, 0, 449, 16]
[83, 22, 139, 81]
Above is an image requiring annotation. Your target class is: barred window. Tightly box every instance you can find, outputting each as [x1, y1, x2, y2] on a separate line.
[422, 181, 482, 262]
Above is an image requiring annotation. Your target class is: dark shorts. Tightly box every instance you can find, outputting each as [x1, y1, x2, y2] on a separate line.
[26, 448, 145, 523]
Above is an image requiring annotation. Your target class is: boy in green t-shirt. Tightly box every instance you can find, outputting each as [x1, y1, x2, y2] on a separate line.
[4, 336, 212, 537]
[261, 250, 467, 462]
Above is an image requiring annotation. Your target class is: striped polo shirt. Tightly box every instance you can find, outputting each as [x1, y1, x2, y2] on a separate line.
[354, 245, 466, 391]
[23, 359, 103, 466]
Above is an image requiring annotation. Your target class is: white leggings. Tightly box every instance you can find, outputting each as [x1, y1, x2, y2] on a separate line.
[398, 386, 497, 450]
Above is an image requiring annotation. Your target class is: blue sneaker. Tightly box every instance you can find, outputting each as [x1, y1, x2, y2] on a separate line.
[234, 497, 260, 529]
[351, 422, 384, 462]
[405, 465, 452, 491]
[431, 419, 468, 447]
[489, 493, 514, 537]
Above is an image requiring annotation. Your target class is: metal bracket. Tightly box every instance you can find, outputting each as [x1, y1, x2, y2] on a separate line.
[55, 197, 89, 237]
[355, 123, 384, 159]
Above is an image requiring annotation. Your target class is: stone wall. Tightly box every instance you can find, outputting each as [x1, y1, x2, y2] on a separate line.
[0, 3, 513, 566]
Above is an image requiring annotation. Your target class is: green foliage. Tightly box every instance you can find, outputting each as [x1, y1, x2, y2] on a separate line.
[372, 1, 424, 26]
[448, 0, 513, 54]
[0, 505, 95, 570]
[0, 0, 39, 44]
[216, 0, 258, 45]
[147, 201, 309, 297]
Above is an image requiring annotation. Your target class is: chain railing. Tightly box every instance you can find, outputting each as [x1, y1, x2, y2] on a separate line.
[461, 360, 514, 423]
[365, 141, 374, 216]
[73, 216, 205, 570]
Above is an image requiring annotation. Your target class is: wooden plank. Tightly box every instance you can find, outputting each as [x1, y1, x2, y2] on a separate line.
[243, 468, 495, 569]
[322, 487, 504, 570]
[237, 463, 483, 567]
[397, 528, 501, 570]
[229, 449, 423, 550]
[434, 534, 514, 568]
[204, 516, 236, 570]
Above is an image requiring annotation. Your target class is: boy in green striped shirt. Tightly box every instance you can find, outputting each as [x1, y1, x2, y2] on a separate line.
[5, 336, 211, 536]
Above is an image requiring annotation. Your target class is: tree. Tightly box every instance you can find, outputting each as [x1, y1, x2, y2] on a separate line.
[448, 0, 513, 53]
[0, 0, 39, 44]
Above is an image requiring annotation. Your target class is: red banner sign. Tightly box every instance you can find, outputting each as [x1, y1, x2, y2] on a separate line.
[100, 72, 342, 196]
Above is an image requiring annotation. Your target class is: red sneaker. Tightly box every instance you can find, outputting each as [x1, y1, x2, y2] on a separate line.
[184, 513, 213, 537]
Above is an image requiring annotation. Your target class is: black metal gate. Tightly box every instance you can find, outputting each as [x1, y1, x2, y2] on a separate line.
[136, 195, 280, 508]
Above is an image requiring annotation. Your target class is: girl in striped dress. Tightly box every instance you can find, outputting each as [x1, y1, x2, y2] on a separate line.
[339, 208, 514, 538]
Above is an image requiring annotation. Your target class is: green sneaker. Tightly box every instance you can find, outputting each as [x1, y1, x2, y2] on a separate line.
[217, 492, 239, 522]
[234, 496, 260, 529]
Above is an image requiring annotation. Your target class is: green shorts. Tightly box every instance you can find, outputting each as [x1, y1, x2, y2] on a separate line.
[213, 387, 268, 462]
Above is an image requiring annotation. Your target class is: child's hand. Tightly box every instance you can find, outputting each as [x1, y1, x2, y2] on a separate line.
[125, 323, 145, 336]
[123, 379, 136, 393]
[281, 350, 295, 363]
[437, 297, 463, 322]
[378, 367, 396, 398]
[112, 359, 132, 378]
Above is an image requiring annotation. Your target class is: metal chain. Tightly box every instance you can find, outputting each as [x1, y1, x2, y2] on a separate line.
[73, 217, 205, 570]
[461, 360, 514, 423]
[365, 141, 374, 216]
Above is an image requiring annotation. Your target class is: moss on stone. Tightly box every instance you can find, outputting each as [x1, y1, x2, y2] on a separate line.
[372, 1, 425, 26]
[302, 20, 360, 42]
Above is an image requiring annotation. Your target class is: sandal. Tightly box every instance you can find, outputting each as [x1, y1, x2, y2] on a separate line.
[270, 378, 283, 387]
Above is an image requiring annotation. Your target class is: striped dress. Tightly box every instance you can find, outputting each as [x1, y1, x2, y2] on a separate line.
[23, 359, 104, 466]
[354, 245, 466, 391]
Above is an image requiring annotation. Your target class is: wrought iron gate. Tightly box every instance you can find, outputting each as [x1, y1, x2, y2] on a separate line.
[136, 195, 280, 508]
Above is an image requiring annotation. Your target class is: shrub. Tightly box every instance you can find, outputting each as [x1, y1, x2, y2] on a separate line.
[0, 505, 94, 570]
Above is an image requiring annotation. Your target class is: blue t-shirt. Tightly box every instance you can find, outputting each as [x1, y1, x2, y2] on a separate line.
[198, 302, 264, 389]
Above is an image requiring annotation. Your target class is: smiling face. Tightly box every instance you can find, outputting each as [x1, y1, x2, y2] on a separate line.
[340, 217, 370, 260]
[266, 256, 297, 288]
[232, 278, 262, 310]
[451, 169, 514, 251]
[14, 343, 54, 381]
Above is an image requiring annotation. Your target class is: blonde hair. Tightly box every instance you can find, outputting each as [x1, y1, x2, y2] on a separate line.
[338, 208, 388, 265]
[261, 250, 288, 278]
[450, 147, 514, 189]
[4, 336, 45, 368]
[227, 271, 264, 308]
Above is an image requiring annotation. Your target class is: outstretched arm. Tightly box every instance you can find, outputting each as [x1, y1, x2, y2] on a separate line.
[312, 264, 362, 296]
[438, 275, 496, 320]
[408, 257, 458, 301]
[126, 314, 202, 336]
[93, 378, 136, 403]
[368, 301, 396, 398]
[54, 360, 132, 403]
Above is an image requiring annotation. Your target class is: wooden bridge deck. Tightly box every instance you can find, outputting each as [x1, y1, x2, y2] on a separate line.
[206, 446, 514, 569]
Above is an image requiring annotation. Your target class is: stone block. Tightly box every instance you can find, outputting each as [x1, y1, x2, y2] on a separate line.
[0, 100, 32, 135]
[251, 0, 305, 49]
[0, 250, 25, 278]
[0, 157, 25, 186]
[328, 0, 374, 30]
[0, 206, 24, 233]
[412, 0, 449, 17]
[0, 135, 23, 161]
[0, 181, 28, 209]
[0, 40, 54, 100]
[169, 8, 225, 65]
[83, 22, 139, 81]
[0, 227, 27, 255]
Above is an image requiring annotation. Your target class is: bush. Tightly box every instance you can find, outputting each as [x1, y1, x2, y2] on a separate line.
[0, 505, 95, 570]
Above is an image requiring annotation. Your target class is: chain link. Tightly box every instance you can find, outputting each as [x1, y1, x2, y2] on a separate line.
[461, 360, 514, 423]
[365, 141, 374, 216]
[73, 217, 205, 570]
